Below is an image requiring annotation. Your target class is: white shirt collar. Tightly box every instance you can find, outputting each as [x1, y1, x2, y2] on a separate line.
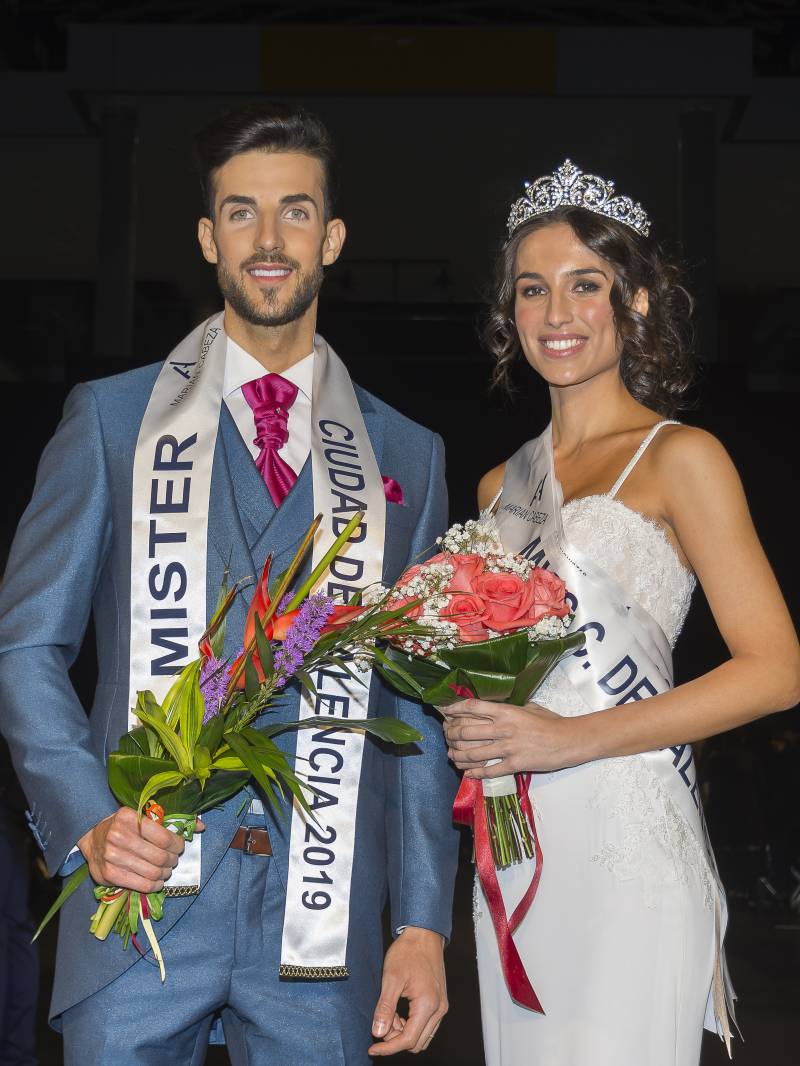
[224, 334, 315, 401]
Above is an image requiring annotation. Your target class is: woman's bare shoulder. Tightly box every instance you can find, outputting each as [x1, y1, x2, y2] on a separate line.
[651, 423, 735, 477]
[477, 462, 507, 510]
[648, 423, 744, 519]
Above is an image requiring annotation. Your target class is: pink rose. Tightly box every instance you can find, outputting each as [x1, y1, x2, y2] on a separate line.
[390, 596, 423, 621]
[396, 551, 450, 589]
[473, 571, 536, 631]
[530, 568, 570, 619]
[473, 568, 570, 632]
[444, 593, 491, 643]
[445, 554, 486, 594]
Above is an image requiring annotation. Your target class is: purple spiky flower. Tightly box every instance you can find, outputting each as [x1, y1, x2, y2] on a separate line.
[274, 593, 335, 688]
[200, 655, 230, 723]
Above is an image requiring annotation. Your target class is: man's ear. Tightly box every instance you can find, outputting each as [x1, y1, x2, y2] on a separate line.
[322, 218, 346, 267]
[197, 217, 218, 265]
[632, 287, 649, 317]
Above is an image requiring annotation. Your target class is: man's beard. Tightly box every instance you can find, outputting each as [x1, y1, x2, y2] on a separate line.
[216, 251, 324, 328]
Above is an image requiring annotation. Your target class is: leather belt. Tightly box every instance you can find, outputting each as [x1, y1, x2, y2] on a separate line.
[229, 826, 272, 856]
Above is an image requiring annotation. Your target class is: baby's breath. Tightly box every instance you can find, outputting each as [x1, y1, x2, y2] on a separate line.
[526, 614, 573, 641]
[439, 513, 504, 557]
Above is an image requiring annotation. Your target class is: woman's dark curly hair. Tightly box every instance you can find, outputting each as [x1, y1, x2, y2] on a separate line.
[482, 206, 695, 417]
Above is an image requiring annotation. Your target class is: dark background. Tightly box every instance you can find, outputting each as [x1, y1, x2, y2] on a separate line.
[2, 3, 799, 1064]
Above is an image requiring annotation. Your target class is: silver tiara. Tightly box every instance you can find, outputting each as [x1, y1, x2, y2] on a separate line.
[507, 159, 651, 238]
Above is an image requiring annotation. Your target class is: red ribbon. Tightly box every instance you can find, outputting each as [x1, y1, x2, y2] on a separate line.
[453, 772, 544, 1013]
[448, 681, 543, 1011]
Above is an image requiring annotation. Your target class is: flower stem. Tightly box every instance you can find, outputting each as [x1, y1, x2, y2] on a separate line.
[93, 891, 129, 941]
[485, 792, 535, 869]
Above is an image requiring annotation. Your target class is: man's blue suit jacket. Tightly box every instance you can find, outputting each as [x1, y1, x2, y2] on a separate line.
[0, 357, 460, 1023]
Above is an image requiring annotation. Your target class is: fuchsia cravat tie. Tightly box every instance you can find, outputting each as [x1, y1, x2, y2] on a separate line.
[241, 373, 299, 507]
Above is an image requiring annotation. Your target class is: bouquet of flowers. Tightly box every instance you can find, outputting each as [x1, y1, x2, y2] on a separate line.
[34, 512, 429, 980]
[368, 512, 585, 869]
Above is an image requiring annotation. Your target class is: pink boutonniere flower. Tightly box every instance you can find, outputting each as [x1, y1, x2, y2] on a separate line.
[382, 475, 405, 506]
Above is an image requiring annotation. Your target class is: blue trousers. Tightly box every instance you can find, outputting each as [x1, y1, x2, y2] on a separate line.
[60, 816, 380, 1065]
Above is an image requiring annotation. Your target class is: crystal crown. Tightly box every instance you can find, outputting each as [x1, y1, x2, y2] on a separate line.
[507, 159, 651, 238]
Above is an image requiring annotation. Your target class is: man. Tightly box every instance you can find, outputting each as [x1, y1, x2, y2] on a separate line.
[0, 102, 459, 1064]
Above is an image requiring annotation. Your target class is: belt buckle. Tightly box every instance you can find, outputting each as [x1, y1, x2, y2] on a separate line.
[243, 827, 257, 855]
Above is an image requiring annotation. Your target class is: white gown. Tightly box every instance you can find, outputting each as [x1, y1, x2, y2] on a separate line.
[475, 444, 724, 1065]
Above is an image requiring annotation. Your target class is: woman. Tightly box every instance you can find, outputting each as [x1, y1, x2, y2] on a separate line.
[444, 160, 800, 1065]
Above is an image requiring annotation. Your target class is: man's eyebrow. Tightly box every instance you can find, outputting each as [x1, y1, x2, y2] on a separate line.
[279, 192, 319, 210]
[218, 194, 257, 211]
[217, 192, 319, 213]
[513, 267, 608, 283]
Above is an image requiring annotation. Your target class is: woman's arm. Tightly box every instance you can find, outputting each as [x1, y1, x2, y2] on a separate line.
[447, 428, 800, 776]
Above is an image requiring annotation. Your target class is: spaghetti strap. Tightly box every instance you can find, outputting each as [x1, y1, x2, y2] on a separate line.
[609, 420, 680, 498]
[485, 487, 503, 514]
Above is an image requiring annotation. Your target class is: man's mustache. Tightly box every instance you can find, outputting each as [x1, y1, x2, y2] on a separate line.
[240, 251, 301, 271]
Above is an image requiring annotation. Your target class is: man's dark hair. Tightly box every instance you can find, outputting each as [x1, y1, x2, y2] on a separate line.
[193, 101, 338, 221]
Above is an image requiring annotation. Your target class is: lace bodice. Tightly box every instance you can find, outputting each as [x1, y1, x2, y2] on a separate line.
[561, 495, 695, 646]
[534, 422, 696, 718]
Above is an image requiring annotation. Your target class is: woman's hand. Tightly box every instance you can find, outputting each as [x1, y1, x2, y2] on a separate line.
[443, 698, 583, 776]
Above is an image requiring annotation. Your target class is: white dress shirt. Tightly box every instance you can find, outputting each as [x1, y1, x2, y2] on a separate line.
[223, 335, 314, 475]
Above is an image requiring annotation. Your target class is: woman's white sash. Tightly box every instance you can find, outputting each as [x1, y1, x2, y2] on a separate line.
[495, 425, 735, 1048]
[130, 316, 386, 976]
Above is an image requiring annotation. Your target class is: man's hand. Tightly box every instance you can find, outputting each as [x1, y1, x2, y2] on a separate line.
[369, 926, 448, 1056]
[77, 807, 197, 892]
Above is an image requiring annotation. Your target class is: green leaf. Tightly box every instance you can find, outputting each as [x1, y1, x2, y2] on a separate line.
[384, 647, 449, 691]
[244, 653, 261, 700]
[137, 690, 166, 721]
[117, 726, 150, 757]
[194, 744, 212, 786]
[177, 660, 203, 758]
[136, 770, 188, 814]
[506, 632, 586, 705]
[239, 728, 295, 776]
[253, 615, 274, 677]
[135, 705, 192, 776]
[32, 863, 90, 941]
[146, 891, 164, 921]
[197, 711, 226, 758]
[267, 565, 289, 603]
[423, 667, 516, 707]
[107, 753, 179, 809]
[295, 669, 317, 697]
[283, 510, 364, 613]
[133, 690, 167, 757]
[327, 655, 365, 686]
[210, 566, 232, 658]
[128, 890, 141, 934]
[372, 658, 422, 700]
[225, 731, 281, 799]
[161, 770, 250, 815]
[437, 631, 532, 676]
[373, 647, 426, 699]
[260, 713, 422, 746]
[260, 519, 322, 630]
